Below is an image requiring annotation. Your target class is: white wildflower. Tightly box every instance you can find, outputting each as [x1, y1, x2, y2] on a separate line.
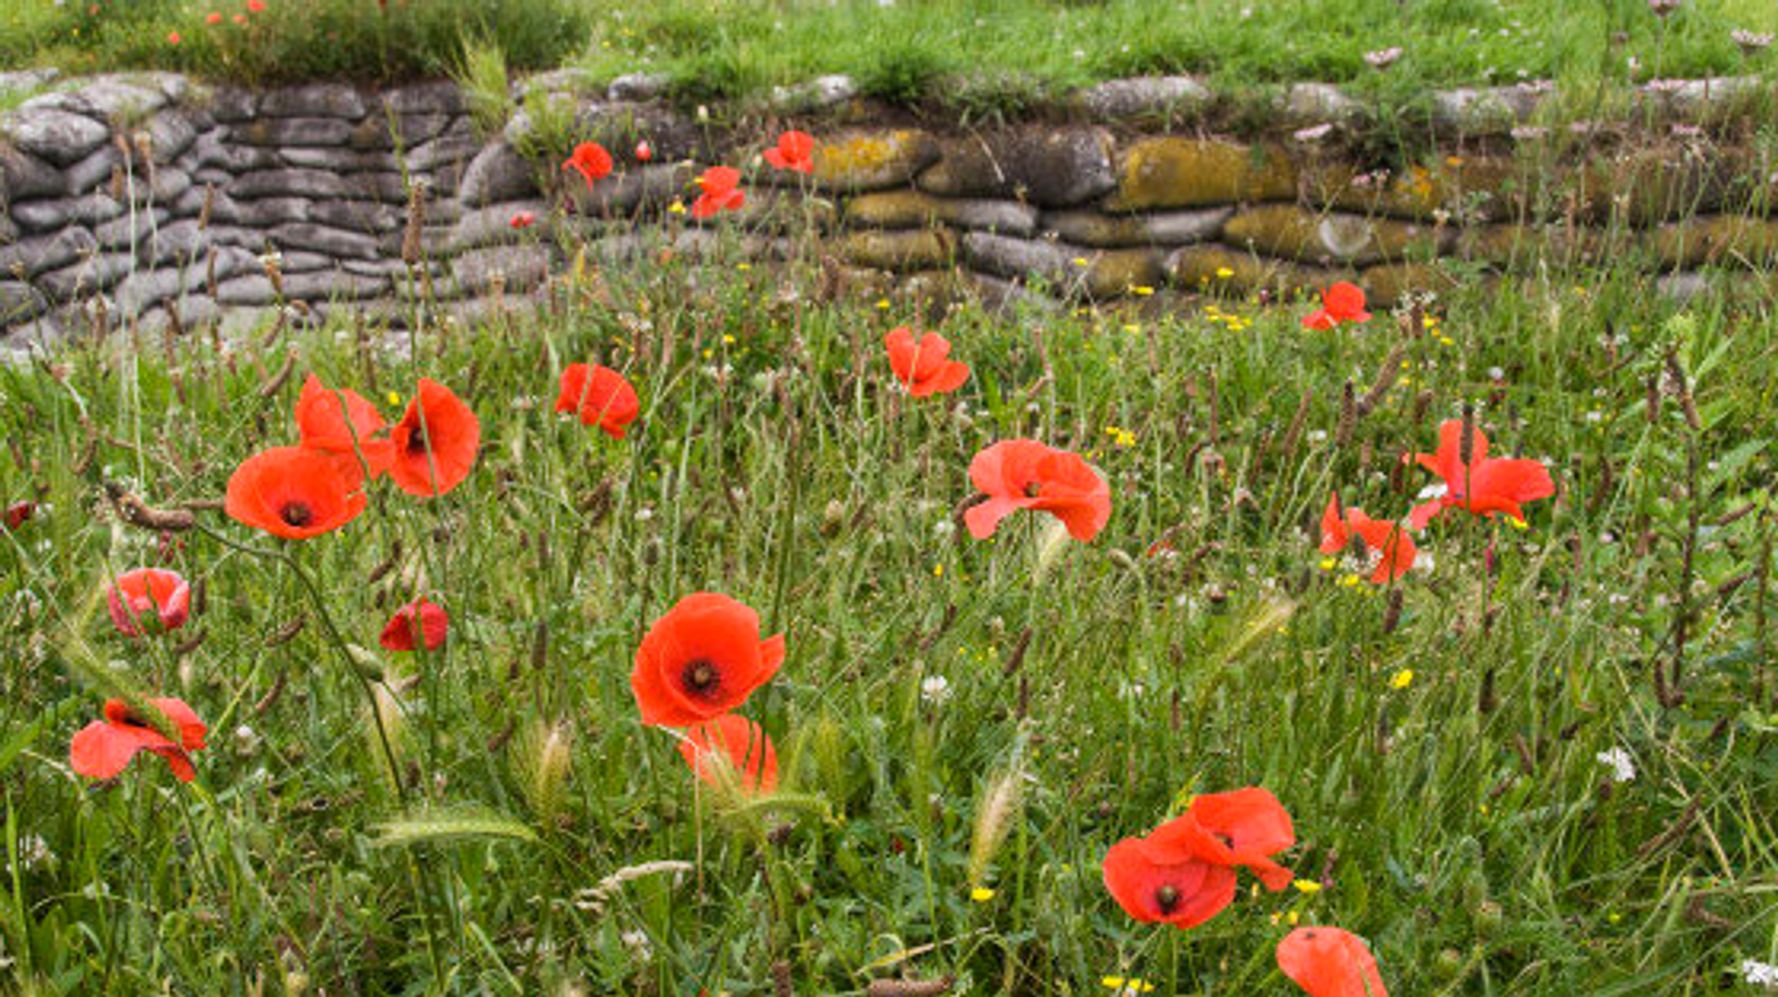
[1595, 747, 1637, 783]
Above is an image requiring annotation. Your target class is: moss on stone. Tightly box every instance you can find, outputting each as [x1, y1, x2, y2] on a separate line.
[1084, 248, 1165, 298]
[836, 228, 955, 271]
[1358, 262, 1457, 307]
[1165, 244, 1334, 297]
[812, 129, 940, 192]
[1104, 139, 1296, 212]
[1221, 205, 1447, 266]
[1653, 216, 1778, 268]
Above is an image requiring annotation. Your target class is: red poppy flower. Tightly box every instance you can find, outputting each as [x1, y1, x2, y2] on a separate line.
[295, 374, 393, 480]
[107, 568, 191, 637]
[1102, 834, 1240, 930]
[562, 141, 613, 191]
[246, 0, 265, 10]
[380, 597, 449, 652]
[691, 166, 745, 219]
[1319, 493, 1419, 585]
[509, 210, 536, 229]
[555, 363, 640, 440]
[884, 326, 970, 398]
[762, 130, 815, 173]
[677, 713, 778, 795]
[1406, 420, 1555, 530]
[964, 440, 1112, 542]
[205, 11, 222, 24]
[631, 592, 785, 727]
[1277, 927, 1389, 997]
[167, 31, 181, 44]
[635, 140, 653, 162]
[1148, 787, 1297, 891]
[232, 12, 246, 24]
[388, 378, 481, 499]
[226, 446, 368, 539]
[3, 500, 34, 531]
[1302, 282, 1372, 330]
[69, 697, 207, 782]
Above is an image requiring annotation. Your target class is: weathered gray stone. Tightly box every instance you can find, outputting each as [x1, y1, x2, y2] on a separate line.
[608, 72, 670, 102]
[0, 228, 97, 279]
[0, 70, 58, 99]
[962, 232, 1162, 296]
[1284, 83, 1364, 123]
[845, 190, 1037, 236]
[61, 144, 120, 194]
[232, 168, 348, 201]
[309, 199, 402, 235]
[458, 143, 539, 206]
[11, 193, 125, 232]
[285, 269, 390, 301]
[231, 197, 310, 227]
[278, 251, 339, 273]
[230, 117, 356, 148]
[404, 131, 483, 173]
[73, 77, 170, 119]
[259, 84, 366, 120]
[347, 172, 412, 204]
[384, 82, 466, 116]
[276, 146, 391, 172]
[139, 110, 199, 163]
[565, 163, 694, 216]
[113, 268, 193, 316]
[0, 281, 47, 323]
[91, 210, 166, 250]
[1075, 76, 1212, 118]
[451, 245, 550, 293]
[962, 232, 1070, 283]
[916, 127, 1115, 207]
[138, 219, 251, 266]
[1, 145, 66, 200]
[771, 74, 858, 111]
[1639, 76, 1762, 117]
[206, 86, 257, 123]
[389, 113, 452, 146]
[2, 108, 110, 166]
[448, 201, 551, 252]
[117, 167, 192, 206]
[268, 222, 381, 260]
[1431, 86, 1544, 133]
[216, 275, 275, 305]
[37, 252, 132, 300]
[1041, 206, 1232, 247]
[0, 215, 14, 245]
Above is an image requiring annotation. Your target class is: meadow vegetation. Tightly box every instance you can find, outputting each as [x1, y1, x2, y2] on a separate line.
[5, 0, 1778, 102]
[2, 235, 1776, 993]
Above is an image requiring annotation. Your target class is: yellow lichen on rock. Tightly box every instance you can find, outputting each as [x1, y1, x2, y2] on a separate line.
[1105, 139, 1296, 211]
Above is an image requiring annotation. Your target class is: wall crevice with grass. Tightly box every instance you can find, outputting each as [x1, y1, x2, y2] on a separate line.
[4, 70, 1778, 350]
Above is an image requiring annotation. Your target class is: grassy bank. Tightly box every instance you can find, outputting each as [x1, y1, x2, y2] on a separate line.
[4, 0, 1777, 102]
[2, 239, 1776, 992]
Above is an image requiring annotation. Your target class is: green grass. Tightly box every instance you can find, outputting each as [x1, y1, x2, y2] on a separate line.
[6, 0, 1778, 100]
[1, 238, 1776, 993]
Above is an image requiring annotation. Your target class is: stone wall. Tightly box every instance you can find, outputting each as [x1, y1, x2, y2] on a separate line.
[3, 71, 1777, 350]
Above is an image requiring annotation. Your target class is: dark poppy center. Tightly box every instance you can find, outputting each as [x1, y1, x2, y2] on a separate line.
[1154, 884, 1181, 914]
[405, 426, 429, 454]
[1215, 832, 1234, 848]
[1023, 481, 1042, 498]
[682, 658, 721, 697]
[1350, 534, 1370, 558]
[280, 502, 313, 527]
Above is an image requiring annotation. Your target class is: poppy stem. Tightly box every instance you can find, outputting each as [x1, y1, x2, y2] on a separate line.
[190, 523, 411, 795]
